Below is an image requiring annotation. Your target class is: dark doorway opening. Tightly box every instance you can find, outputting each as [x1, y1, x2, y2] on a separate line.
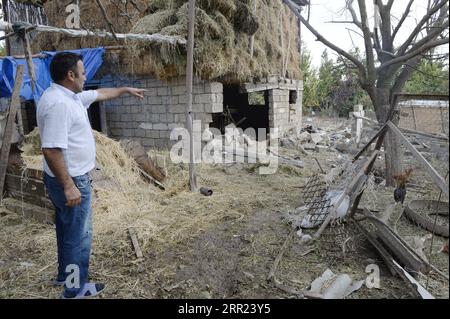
[210, 85, 269, 139]
[85, 86, 102, 131]
[22, 100, 37, 134]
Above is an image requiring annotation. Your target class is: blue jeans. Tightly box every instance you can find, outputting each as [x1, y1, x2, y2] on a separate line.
[44, 172, 92, 297]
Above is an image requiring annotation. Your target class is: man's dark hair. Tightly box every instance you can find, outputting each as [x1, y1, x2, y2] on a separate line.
[49, 52, 83, 83]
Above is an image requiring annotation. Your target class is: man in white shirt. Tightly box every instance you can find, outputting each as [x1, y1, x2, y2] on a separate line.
[37, 52, 145, 299]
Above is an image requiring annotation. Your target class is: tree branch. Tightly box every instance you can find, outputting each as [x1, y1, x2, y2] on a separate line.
[95, 0, 119, 43]
[392, 0, 414, 41]
[391, 56, 421, 94]
[380, 37, 449, 70]
[283, 0, 367, 78]
[358, 0, 377, 84]
[397, 0, 448, 55]
[406, 20, 449, 56]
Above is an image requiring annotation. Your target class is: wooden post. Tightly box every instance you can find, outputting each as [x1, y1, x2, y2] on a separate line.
[439, 106, 446, 134]
[353, 104, 364, 146]
[411, 105, 417, 131]
[0, 66, 24, 201]
[249, 0, 257, 58]
[186, 0, 197, 192]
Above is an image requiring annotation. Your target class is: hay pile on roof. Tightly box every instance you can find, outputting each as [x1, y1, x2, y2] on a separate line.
[36, 0, 301, 84]
[125, 0, 302, 83]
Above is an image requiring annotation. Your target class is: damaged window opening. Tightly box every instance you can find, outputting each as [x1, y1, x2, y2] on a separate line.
[210, 85, 269, 139]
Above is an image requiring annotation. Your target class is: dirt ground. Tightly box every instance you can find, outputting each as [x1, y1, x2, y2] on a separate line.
[0, 116, 448, 299]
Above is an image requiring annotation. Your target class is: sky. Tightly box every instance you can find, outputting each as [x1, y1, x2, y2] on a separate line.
[302, 0, 449, 67]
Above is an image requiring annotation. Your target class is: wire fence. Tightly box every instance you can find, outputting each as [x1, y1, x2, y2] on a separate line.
[399, 104, 449, 135]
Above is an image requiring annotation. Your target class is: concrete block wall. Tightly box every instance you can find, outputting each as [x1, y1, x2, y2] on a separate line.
[268, 82, 303, 136]
[101, 76, 223, 149]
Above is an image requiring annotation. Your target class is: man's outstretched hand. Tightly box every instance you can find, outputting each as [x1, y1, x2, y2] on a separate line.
[127, 88, 146, 100]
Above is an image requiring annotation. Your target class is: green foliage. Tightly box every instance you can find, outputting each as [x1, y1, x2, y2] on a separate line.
[301, 47, 372, 116]
[404, 60, 449, 95]
[300, 44, 319, 110]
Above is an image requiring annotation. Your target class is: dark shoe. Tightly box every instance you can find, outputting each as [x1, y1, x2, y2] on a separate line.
[61, 282, 105, 299]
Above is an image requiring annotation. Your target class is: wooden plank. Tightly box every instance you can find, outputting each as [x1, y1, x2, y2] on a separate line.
[375, 225, 428, 274]
[399, 126, 449, 141]
[352, 221, 397, 276]
[361, 208, 430, 273]
[128, 227, 143, 259]
[7, 166, 44, 180]
[387, 121, 449, 196]
[7, 190, 53, 210]
[5, 174, 47, 197]
[353, 123, 387, 161]
[0, 66, 24, 201]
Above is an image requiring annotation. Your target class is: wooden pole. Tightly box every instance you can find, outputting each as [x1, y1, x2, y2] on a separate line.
[186, 0, 197, 192]
[411, 105, 417, 130]
[439, 106, 446, 134]
[249, 0, 257, 58]
[0, 66, 24, 201]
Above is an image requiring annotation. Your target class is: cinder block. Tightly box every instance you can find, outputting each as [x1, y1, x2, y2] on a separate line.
[206, 82, 223, 93]
[172, 85, 186, 95]
[193, 103, 204, 112]
[153, 123, 168, 130]
[121, 114, 133, 122]
[160, 114, 167, 122]
[157, 87, 169, 96]
[149, 97, 163, 105]
[169, 105, 185, 113]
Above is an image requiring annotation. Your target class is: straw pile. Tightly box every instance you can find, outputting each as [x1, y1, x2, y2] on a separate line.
[38, 0, 301, 83]
[125, 0, 302, 82]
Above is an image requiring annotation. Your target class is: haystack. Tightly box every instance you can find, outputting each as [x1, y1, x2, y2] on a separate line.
[36, 0, 301, 84]
[125, 0, 301, 82]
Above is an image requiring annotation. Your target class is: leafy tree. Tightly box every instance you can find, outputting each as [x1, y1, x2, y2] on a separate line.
[300, 44, 319, 110]
[405, 60, 449, 94]
[286, 0, 449, 185]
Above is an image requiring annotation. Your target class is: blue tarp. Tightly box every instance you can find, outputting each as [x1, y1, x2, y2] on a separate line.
[0, 47, 105, 103]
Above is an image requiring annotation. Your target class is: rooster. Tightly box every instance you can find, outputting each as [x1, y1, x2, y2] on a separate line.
[393, 168, 413, 205]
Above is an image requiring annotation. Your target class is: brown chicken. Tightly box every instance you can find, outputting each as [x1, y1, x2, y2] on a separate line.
[393, 168, 413, 205]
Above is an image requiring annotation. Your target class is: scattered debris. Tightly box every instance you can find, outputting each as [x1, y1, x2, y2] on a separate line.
[200, 187, 213, 196]
[128, 227, 143, 259]
[307, 269, 364, 299]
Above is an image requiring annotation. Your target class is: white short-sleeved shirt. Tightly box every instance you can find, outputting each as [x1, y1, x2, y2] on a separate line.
[37, 83, 98, 177]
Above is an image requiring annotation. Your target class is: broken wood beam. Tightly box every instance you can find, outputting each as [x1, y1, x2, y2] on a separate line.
[353, 123, 387, 161]
[0, 21, 186, 46]
[267, 229, 295, 282]
[0, 66, 24, 201]
[398, 126, 449, 141]
[128, 227, 143, 259]
[313, 150, 379, 240]
[387, 121, 449, 196]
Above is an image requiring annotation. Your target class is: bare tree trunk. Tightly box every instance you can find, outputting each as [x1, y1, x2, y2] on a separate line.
[374, 89, 403, 186]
